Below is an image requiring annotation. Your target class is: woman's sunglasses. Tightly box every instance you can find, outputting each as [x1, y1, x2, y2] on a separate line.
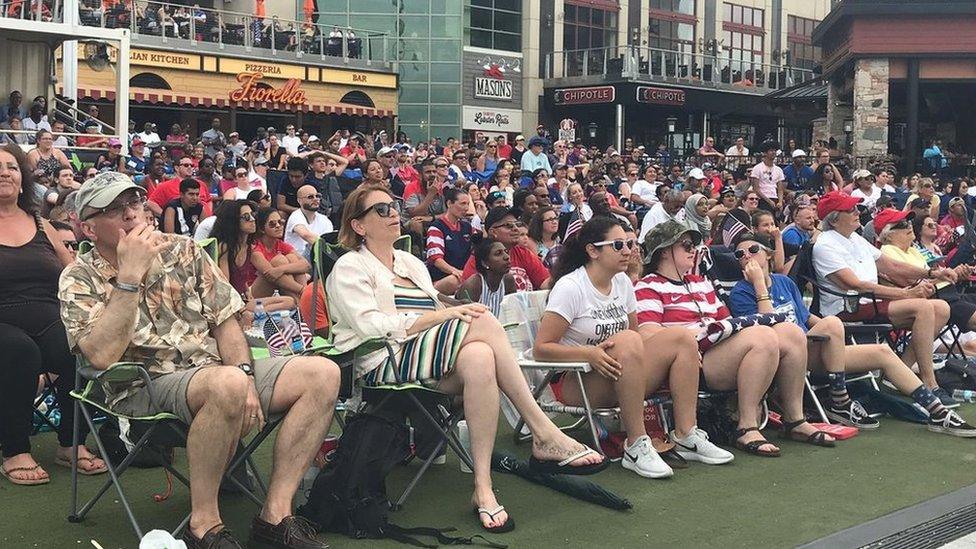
[265, 220, 283, 228]
[240, 213, 255, 222]
[676, 239, 698, 253]
[734, 244, 768, 260]
[355, 201, 397, 219]
[593, 239, 636, 252]
[890, 221, 912, 230]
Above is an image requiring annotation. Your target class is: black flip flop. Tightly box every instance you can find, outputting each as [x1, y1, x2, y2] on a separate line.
[473, 506, 515, 534]
[528, 448, 609, 476]
[782, 419, 836, 448]
[734, 427, 781, 457]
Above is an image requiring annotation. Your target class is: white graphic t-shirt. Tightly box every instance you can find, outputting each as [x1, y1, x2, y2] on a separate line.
[546, 266, 637, 347]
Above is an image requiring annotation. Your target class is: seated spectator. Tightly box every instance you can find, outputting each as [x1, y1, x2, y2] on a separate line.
[61, 173, 338, 548]
[462, 207, 550, 291]
[683, 193, 711, 240]
[94, 138, 126, 173]
[637, 220, 835, 456]
[232, 208, 305, 302]
[536, 217, 733, 478]
[455, 237, 515, 316]
[782, 149, 814, 191]
[224, 166, 258, 200]
[426, 187, 473, 295]
[850, 169, 881, 209]
[327, 185, 605, 533]
[148, 156, 212, 217]
[487, 164, 516, 206]
[1, 115, 30, 145]
[904, 177, 940, 222]
[194, 191, 267, 243]
[782, 204, 819, 250]
[730, 232, 975, 435]
[283, 185, 334, 261]
[813, 194, 957, 406]
[527, 206, 560, 260]
[213, 199, 259, 299]
[629, 165, 659, 213]
[0, 144, 102, 486]
[638, 187, 685, 243]
[161, 178, 203, 236]
[26, 130, 71, 177]
[403, 159, 447, 237]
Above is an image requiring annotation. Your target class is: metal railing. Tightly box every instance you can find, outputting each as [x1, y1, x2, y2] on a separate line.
[545, 45, 816, 94]
[0, 0, 63, 23]
[54, 96, 116, 135]
[76, 0, 389, 65]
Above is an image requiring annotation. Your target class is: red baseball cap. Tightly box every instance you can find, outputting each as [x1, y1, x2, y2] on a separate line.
[873, 208, 914, 234]
[817, 191, 862, 219]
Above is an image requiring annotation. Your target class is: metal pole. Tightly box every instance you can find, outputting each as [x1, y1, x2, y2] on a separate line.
[906, 59, 920, 174]
[117, 30, 131, 155]
[615, 103, 624, 152]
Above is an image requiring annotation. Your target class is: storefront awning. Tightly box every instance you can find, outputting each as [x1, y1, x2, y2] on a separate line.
[74, 86, 394, 117]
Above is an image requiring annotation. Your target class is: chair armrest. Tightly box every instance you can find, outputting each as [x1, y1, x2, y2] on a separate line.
[79, 361, 151, 385]
[841, 322, 894, 333]
[517, 349, 592, 373]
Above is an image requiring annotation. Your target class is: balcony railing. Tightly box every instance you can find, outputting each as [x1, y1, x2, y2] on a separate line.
[545, 46, 815, 94]
[1, 0, 64, 23]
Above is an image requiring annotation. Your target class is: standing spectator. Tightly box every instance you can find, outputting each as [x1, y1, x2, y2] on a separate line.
[426, 187, 473, 295]
[137, 122, 161, 147]
[724, 136, 750, 157]
[782, 149, 814, 191]
[284, 184, 334, 259]
[197, 157, 220, 195]
[292, 152, 346, 220]
[638, 188, 686, 243]
[162, 178, 203, 236]
[200, 117, 226, 158]
[281, 124, 302, 156]
[165, 123, 188, 161]
[477, 140, 502, 174]
[0, 90, 27, 124]
[748, 140, 786, 212]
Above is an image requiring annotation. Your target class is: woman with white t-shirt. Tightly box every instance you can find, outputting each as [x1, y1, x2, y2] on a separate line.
[533, 217, 732, 479]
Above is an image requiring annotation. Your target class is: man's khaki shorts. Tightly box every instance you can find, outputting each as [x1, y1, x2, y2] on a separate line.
[113, 356, 291, 425]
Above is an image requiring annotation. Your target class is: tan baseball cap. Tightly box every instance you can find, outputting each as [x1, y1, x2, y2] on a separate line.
[76, 171, 142, 220]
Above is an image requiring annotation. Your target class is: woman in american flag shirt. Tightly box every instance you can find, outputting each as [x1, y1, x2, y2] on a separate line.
[634, 220, 835, 457]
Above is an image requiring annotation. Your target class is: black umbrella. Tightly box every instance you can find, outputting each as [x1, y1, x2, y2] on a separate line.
[491, 452, 632, 511]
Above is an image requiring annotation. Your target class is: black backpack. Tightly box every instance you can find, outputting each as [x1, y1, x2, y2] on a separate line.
[297, 412, 505, 548]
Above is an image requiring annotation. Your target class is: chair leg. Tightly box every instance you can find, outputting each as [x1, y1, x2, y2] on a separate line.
[513, 370, 556, 446]
[68, 390, 81, 524]
[805, 376, 830, 424]
[575, 371, 602, 454]
[394, 435, 447, 510]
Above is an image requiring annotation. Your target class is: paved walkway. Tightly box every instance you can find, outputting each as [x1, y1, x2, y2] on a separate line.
[944, 533, 976, 548]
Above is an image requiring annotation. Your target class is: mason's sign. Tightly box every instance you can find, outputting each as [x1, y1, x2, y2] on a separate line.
[474, 77, 514, 100]
[229, 72, 307, 105]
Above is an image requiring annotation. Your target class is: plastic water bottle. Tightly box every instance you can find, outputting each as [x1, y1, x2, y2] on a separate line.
[277, 313, 305, 355]
[457, 420, 472, 473]
[293, 465, 319, 508]
[253, 300, 267, 330]
[953, 389, 976, 403]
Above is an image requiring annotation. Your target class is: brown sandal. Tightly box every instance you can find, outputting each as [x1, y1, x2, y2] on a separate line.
[782, 419, 836, 448]
[0, 464, 50, 486]
[55, 455, 108, 475]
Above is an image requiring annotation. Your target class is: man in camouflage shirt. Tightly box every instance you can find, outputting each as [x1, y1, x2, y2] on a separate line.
[59, 172, 337, 549]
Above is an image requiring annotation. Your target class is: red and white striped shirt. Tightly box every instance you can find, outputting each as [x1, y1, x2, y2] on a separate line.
[634, 273, 729, 330]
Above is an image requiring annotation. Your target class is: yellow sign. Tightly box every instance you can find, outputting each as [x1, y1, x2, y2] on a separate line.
[229, 73, 307, 105]
[321, 68, 396, 89]
[129, 49, 199, 69]
[220, 59, 305, 80]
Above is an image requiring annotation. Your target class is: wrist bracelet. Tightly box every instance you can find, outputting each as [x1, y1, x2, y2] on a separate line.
[756, 295, 771, 302]
[113, 280, 141, 293]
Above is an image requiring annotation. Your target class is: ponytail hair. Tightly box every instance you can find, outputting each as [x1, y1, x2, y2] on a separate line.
[550, 216, 626, 287]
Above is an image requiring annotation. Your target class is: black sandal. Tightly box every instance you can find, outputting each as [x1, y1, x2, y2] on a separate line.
[473, 506, 516, 534]
[734, 427, 781, 457]
[781, 419, 836, 448]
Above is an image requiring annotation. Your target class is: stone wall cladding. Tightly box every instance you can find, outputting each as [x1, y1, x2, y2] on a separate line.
[853, 57, 889, 156]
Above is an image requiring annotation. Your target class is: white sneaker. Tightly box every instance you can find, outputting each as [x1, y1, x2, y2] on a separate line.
[672, 426, 735, 465]
[621, 435, 673, 479]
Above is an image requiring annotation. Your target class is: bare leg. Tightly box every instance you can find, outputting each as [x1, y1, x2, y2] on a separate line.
[700, 325, 779, 452]
[252, 255, 304, 300]
[260, 357, 339, 524]
[436, 341, 503, 529]
[185, 367, 250, 538]
[888, 299, 940, 388]
[433, 275, 460, 296]
[772, 323, 832, 441]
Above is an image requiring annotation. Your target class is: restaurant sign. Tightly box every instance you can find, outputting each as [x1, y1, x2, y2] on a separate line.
[474, 77, 514, 100]
[462, 105, 521, 132]
[229, 72, 307, 105]
[636, 86, 686, 106]
[553, 86, 615, 106]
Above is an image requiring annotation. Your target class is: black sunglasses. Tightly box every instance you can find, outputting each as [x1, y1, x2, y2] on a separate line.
[890, 220, 911, 230]
[734, 244, 767, 259]
[62, 240, 80, 251]
[355, 201, 397, 219]
[676, 238, 698, 253]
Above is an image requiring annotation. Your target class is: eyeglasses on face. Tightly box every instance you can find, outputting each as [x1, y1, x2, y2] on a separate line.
[924, 222, 938, 229]
[745, 196, 760, 202]
[355, 201, 397, 219]
[492, 221, 525, 231]
[265, 220, 284, 228]
[890, 221, 912, 230]
[235, 172, 248, 177]
[676, 239, 698, 253]
[543, 216, 559, 223]
[85, 194, 147, 221]
[303, 193, 322, 200]
[593, 238, 636, 252]
[62, 240, 80, 250]
[435, 163, 448, 168]
[734, 244, 767, 260]
[180, 162, 193, 167]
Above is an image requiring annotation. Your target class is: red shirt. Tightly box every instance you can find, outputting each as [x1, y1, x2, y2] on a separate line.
[149, 177, 212, 216]
[254, 239, 295, 261]
[497, 143, 513, 159]
[461, 244, 549, 291]
[634, 273, 728, 329]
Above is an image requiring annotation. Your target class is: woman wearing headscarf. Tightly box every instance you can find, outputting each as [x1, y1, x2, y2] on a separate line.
[683, 193, 711, 242]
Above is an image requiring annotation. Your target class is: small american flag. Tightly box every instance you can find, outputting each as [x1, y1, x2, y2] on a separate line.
[262, 310, 314, 357]
[563, 209, 584, 241]
[720, 210, 750, 248]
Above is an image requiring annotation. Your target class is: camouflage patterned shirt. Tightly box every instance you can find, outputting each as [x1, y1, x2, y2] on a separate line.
[59, 234, 244, 401]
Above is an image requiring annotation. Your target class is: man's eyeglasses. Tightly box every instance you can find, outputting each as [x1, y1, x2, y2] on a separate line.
[84, 194, 147, 221]
[745, 196, 760, 202]
[676, 239, 698, 253]
[492, 221, 525, 231]
[240, 212, 256, 222]
[303, 193, 322, 200]
[593, 239, 636, 252]
[180, 162, 193, 168]
[354, 201, 398, 219]
[435, 163, 448, 168]
[734, 244, 768, 260]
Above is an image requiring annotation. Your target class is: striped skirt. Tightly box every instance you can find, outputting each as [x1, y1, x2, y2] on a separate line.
[362, 318, 470, 386]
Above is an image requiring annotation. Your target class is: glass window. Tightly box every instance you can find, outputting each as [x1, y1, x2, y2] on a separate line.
[403, 0, 430, 13]
[430, 105, 460, 125]
[348, 0, 392, 14]
[432, 0, 462, 14]
[564, 3, 617, 52]
[430, 40, 461, 61]
[464, 0, 522, 52]
[402, 16, 430, 38]
[430, 62, 461, 83]
[399, 83, 429, 104]
[788, 15, 821, 70]
[318, 0, 347, 12]
[430, 126, 459, 140]
[429, 84, 460, 103]
[399, 105, 430, 124]
[353, 15, 397, 36]
[431, 16, 462, 39]
[400, 62, 430, 82]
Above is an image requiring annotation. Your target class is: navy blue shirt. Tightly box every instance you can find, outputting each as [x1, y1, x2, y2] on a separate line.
[729, 274, 811, 332]
[425, 215, 473, 281]
[783, 164, 815, 191]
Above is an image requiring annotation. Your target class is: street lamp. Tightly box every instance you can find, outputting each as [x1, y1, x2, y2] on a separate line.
[588, 122, 598, 139]
[666, 116, 677, 157]
[844, 117, 854, 152]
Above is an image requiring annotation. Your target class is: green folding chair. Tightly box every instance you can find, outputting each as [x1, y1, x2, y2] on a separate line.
[310, 233, 474, 508]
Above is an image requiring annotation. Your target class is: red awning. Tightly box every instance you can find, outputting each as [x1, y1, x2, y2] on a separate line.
[73, 86, 394, 117]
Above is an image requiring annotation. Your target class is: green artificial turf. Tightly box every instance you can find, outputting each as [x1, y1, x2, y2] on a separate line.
[4, 410, 976, 549]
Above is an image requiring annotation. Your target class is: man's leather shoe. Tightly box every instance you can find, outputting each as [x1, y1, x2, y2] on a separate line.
[250, 515, 328, 549]
[181, 524, 244, 549]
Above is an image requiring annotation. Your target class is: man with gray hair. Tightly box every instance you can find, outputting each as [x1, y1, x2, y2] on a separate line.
[639, 187, 687, 243]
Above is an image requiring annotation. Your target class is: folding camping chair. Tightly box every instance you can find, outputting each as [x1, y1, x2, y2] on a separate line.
[32, 373, 60, 435]
[311, 233, 473, 508]
[498, 291, 673, 454]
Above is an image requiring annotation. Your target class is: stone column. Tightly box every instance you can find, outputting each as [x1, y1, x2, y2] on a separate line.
[852, 57, 889, 157]
[826, 77, 851, 150]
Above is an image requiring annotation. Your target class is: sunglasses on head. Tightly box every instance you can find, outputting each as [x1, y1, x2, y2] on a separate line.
[734, 244, 767, 260]
[593, 238, 636, 252]
[355, 201, 397, 219]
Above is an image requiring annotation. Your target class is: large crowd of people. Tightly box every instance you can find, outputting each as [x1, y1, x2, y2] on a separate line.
[4, 95, 976, 547]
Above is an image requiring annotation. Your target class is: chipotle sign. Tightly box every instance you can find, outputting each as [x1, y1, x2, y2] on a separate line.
[553, 86, 615, 105]
[637, 86, 686, 106]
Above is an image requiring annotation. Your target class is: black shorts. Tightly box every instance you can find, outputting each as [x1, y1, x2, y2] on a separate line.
[934, 285, 976, 331]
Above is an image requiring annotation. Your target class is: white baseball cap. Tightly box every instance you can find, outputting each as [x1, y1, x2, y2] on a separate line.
[687, 167, 706, 180]
[791, 149, 808, 158]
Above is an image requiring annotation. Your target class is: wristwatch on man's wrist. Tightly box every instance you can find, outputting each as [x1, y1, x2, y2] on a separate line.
[237, 362, 255, 377]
